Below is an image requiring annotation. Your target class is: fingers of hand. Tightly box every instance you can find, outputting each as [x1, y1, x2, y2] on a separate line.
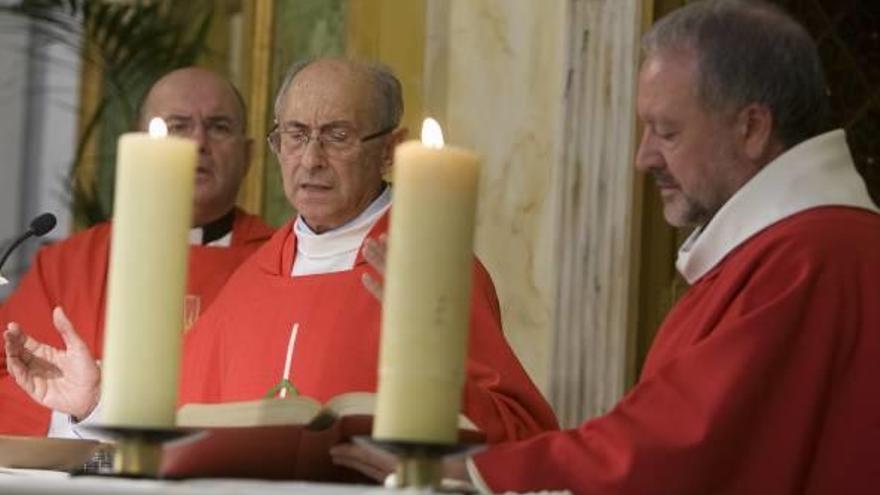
[331, 455, 387, 482]
[362, 237, 387, 274]
[6, 323, 53, 364]
[331, 443, 396, 471]
[361, 273, 384, 302]
[4, 323, 23, 352]
[4, 324, 32, 365]
[329, 444, 395, 482]
[442, 457, 471, 482]
[52, 306, 82, 350]
[5, 344, 37, 392]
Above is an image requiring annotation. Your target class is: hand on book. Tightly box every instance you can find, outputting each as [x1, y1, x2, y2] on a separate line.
[4, 306, 100, 420]
[329, 442, 396, 482]
[168, 392, 482, 482]
[361, 234, 387, 301]
[329, 442, 471, 486]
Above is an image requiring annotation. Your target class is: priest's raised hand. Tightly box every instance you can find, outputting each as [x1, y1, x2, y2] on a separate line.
[360, 234, 387, 301]
[4, 307, 100, 421]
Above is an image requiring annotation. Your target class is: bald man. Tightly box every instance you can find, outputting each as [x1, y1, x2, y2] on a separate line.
[174, 58, 558, 449]
[7, 59, 558, 460]
[0, 67, 273, 436]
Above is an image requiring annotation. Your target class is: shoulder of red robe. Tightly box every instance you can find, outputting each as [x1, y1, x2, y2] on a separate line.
[231, 208, 275, 245]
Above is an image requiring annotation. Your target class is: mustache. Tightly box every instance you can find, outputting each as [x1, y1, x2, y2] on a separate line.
[651, 170, 679, 189]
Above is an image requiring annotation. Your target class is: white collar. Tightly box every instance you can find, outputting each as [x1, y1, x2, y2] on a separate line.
[293, 186, 391, 267]
[188, 228, 232, 247]
[676, 129, 879, 284]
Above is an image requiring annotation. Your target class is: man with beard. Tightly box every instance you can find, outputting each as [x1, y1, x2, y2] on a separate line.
[1, 67, 273, 437]
[5, 59, 559, 451]
[333, 1, 880, 492]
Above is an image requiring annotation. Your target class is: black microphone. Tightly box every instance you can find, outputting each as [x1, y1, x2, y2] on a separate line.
[0, 212, 57, 278]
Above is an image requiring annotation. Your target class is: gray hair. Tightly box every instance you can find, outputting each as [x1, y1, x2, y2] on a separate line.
[642, 0, 830, 148]
[273, 58, 404, 130]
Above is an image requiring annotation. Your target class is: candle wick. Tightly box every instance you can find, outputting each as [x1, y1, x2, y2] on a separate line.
[280, 323, 299, 399]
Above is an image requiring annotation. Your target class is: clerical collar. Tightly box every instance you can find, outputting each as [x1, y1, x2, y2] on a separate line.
[292, 186, 391, 276]
[676, 129, 879, 284]
[188, 209, 235, 247]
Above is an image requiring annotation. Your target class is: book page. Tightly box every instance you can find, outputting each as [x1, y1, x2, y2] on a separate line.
[177, 396, 322, 427]
[323, 392, 479, 431]
[323, 391, 375, 417]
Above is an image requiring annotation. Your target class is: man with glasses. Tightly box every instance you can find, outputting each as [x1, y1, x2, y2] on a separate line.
[177, 57, 558, 444]
[5, 58, 558, 453]
[1, 67, 273, 437]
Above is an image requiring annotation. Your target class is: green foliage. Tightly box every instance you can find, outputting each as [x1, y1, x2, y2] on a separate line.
[0, 0, 214, 227]
[262, 0, 347, 227]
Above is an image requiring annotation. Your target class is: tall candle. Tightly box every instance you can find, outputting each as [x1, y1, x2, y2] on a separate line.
[373, 118, 480, 444]
[100, 118, 196, 428]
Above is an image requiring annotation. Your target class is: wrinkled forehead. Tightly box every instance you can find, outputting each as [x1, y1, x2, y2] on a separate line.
[141, 78, 243, 129]
[638, 50, 700, 101]
[277, 66, 378, 129]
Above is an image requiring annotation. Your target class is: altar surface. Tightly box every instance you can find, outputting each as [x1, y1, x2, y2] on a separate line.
[0, 470, 392, 495]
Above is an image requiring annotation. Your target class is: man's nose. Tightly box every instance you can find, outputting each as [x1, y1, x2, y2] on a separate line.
[191, 124, 210, 153]
[634, 128, 661, 173]
[300, 137, 326, 169]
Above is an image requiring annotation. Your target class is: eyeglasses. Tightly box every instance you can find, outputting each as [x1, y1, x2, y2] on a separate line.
[165, 117, 243, 142]
[267, 123, 395, 158]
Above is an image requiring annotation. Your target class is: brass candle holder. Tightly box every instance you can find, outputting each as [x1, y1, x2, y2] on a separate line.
[80, 425, 194, 478]
[355, 437, 482, 492]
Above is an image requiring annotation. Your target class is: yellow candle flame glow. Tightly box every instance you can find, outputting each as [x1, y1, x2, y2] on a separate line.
[148, 117, 168, 138]
[421, 117, 444, 149]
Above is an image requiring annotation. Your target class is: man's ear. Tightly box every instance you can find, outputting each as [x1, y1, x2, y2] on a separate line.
[232, 137, 255, 208]
[241, 136, 255, 176]
[738, 103, 775, 161]
[381, 127, 408, 176]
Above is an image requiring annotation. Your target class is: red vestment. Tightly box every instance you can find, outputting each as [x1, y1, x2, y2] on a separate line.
[0, 209, 272, 435]
[179, 213, 559, 443]
[472, 207, 880, 493]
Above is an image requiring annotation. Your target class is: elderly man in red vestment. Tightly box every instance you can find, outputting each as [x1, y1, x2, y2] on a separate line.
[1, 67, 273, 437]
[5, 59, 558, 448]
[333, 1, 880, 493]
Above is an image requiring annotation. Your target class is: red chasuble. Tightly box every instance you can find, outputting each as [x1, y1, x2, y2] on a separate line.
[472, 207, 880, 493]
[0, 209, 272, 435]
[179, 212, 559, 443]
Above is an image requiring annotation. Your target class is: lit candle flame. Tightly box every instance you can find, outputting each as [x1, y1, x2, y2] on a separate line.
[421, 117, 444, 149]
[148, 117, 168, 138]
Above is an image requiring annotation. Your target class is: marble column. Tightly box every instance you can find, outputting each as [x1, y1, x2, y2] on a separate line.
[425, 0, 644, 427]
[551, 0, 644, 427]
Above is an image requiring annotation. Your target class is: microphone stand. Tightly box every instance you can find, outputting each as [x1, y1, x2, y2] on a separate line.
[0, 212, 57, 285]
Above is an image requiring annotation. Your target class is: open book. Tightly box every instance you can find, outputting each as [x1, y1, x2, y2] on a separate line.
[161, 392, 483, 482]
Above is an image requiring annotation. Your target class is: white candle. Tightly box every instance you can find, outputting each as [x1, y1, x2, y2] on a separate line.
[373, 118, 480, 444]
[100, 118, 196, 428]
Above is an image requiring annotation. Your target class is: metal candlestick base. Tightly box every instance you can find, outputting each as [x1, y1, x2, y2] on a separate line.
[354, 436, 483, 492]
[79, 425, 195, 478]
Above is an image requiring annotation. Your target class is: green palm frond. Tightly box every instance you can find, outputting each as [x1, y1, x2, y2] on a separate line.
[1, 0, 215, 227]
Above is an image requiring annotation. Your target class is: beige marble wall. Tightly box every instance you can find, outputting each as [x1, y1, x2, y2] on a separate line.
[424, 0, 569, 391]
[425, 1, 645, 424]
